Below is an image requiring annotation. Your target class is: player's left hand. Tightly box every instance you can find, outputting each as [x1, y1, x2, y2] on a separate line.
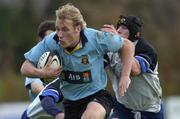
[118, 76, 131, 96]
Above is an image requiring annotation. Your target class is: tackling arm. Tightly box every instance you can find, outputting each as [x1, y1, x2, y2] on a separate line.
[118, 38, 134, 96]
[131, 58, 141, 76]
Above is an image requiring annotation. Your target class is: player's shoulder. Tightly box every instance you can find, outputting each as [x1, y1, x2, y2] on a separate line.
[83, 27, 97, 36]
[42, 31, 57, 43]
[41, 32, 60, 49]
[84, 27, 98, 32]
[136, 38, 157, 55]
[82, 28, 99, 43]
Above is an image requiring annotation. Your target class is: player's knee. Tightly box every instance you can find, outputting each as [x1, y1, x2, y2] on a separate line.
[81, 111, 104, 119]
[81, 112, 97, 119]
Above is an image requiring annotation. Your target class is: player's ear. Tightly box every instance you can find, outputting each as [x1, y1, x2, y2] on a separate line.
[75, 24, 81, 33]
[135, 32, 141, 37]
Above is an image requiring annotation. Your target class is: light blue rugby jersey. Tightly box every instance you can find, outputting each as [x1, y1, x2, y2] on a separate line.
[24, 28, 124, 101]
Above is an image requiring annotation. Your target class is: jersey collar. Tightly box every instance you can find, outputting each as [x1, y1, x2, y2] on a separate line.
[53, 29, 88, 54]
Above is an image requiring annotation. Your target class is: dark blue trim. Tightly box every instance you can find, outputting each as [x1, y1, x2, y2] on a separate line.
[40, 89, 60, 103]
[41, 96, 62, 116]
[135, 56, 148, 73]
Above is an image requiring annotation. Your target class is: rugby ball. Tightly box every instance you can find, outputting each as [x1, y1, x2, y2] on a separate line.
[37, 51, 62, 84]
[37, 51, 61, 69]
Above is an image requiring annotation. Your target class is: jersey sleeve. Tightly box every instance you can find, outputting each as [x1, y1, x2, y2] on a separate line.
[95, 30, 124, 53]
[77, 28, 124, 55]
[24, 32, 58, 66]
[135, 55, 149, 73]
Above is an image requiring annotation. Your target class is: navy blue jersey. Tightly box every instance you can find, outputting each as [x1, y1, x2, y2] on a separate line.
[108, 38, 162, 112]
[135, 38, 157, 73]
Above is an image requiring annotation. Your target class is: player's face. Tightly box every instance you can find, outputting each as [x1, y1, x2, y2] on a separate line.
[56, 19, 81, 48]
[117, 25, 130, 39]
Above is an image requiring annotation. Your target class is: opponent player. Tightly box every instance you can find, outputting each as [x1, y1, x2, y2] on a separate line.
[22, 20, 64, 119]
[20, 3, 134, 119]
[102, 15, 164, 119]
[25, 20, 56, 101]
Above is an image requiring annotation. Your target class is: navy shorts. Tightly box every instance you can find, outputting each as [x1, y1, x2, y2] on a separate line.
[63, 89, 113, 119]
[110, 98, 164, 119]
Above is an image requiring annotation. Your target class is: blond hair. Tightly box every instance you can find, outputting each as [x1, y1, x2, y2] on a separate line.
[56, 3, 87, 29]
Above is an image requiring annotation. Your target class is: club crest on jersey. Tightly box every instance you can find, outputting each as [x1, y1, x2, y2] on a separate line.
[81, 55, 89, 65]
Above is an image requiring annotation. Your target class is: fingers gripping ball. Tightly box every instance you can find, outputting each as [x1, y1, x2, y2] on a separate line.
[37, 51, 62, 84]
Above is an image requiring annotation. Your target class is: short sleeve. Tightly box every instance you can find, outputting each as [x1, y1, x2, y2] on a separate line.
[95, 31, 124, 53]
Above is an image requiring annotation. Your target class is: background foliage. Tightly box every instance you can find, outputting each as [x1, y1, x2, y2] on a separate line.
[0, 0, 180, 102]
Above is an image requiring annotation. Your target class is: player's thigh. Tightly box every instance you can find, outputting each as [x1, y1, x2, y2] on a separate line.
[82, 101, 106, 119]
[83, 90, 113, 119]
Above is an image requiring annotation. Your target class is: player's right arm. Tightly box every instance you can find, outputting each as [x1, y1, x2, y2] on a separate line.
[21, 60, 44, 78]
[21, 59, 61, 79]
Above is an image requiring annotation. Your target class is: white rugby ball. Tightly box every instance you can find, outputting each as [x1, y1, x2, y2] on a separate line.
[37, 51, 61, 69]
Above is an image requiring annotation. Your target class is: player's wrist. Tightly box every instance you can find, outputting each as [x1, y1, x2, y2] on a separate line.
[37, 68, 47, 78]
[120, 75, 130, 79]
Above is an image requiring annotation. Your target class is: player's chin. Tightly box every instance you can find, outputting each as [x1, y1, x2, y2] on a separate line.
[60, 42, 68, 48]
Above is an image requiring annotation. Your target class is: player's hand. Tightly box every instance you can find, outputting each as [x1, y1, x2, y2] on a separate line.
[101, 24, 118, 34]
[55, 112, 64, 119]
[42, 56, 62, 79]
[118, 76, 131, 96]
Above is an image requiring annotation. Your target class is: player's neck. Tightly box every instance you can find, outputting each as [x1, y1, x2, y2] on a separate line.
[66, 37, 81, 52]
